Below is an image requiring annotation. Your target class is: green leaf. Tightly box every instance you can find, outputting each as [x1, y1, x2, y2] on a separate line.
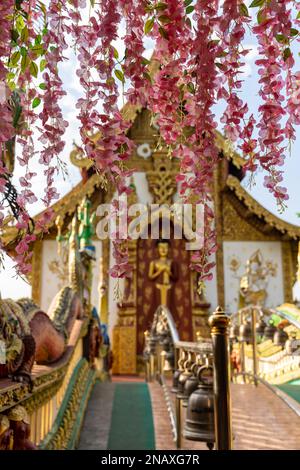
[39, 83, 46, 90]
[13, 103, 22, 128]
[155, 2, 168, 11]
[16, 15, 25, 32]
[32, 97, 41, 108]
[184, 0, 193, 6]
[90, 0, 95, 6]
[144, 18, 155, 34]
[20, 46, 27, 57]
[112, 46, 119, 60]
[283, 47, 292, 62]
[6, 72, 15, 80]
[183, 125, 195, 137]
[239, 3, 249, 17]
[275, 34, 288, 44]
[30, 61, 38, 78]
[11, 29, 19, 43]
[143, 71, 152, 83]
[35, 34, 42, 45]
[187, 82, 195, 94]
[257, 9, 266, 24]
[249, 0, 265, 7]
[21, 53, 30, 72]
[40, 59, 47, 71]
[215, 62, 226, 71]
[10, 51, 21, 66]
[297, 12, 300, 20]
[31, 45, 44, 57]
[158, 15, 170, 24]
[158, 26, 169, 39]
[114, 69, 125, 83]
[186, 5, 194, 14]
[141, 57, 150, 65]
[186, 17, 192, 28]
[290, 28, 299, 37]
[20, 26, 29, 43]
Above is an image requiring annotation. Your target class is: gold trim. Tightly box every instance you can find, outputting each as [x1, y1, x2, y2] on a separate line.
[31, 240, 42, 304]
[214, 166, 225, 307]
[226, 175, 300, 239]
[282, 241, 295, 303]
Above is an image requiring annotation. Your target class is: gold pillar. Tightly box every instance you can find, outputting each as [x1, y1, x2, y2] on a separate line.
[99, 238, 109, 324]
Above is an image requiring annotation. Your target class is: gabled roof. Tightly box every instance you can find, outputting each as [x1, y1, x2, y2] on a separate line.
[226, 175, 300, 240]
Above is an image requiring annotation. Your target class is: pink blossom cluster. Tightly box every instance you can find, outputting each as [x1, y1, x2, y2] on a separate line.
[38, 0, 69, 207]
[1, 0, 300, 282]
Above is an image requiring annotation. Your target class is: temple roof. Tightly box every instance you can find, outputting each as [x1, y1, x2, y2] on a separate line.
[1, 103, 299, 250]
[226, 175, 300, 240]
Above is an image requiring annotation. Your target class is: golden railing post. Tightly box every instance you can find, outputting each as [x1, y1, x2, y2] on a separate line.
[209, 306, 233, 450]
[251, 307, 258, 386]
[175, 394, 182, 449]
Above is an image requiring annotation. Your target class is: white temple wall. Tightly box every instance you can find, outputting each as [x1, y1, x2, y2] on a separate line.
[204, 254, 218, 312]
[39, 239, 101, 314]
[108, 239, 125, 340]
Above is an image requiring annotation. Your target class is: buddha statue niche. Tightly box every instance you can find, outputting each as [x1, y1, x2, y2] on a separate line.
[148, 240, 178, 308]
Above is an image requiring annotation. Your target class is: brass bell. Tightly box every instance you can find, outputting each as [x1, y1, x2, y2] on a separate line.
[273, 328, 288, 347]
[172, 369, 181, 393]
[172, 351, 185, 393]
[177, 353, 193, 399]
[239, 321, 252, 343]
[183, 365, 215, 449]
[229, 323, 239, 341]
[182, 362, 199, 408]
[256, 318, 267, 337]
[285, 332, 299, 355]
[163, 350, 174, 372]
[264, 322, 277, 341]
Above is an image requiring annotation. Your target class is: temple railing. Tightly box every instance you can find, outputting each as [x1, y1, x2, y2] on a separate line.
[0, 317, 109, 449]
[230, 304, 300, 385]
[144, 305, 232, 450]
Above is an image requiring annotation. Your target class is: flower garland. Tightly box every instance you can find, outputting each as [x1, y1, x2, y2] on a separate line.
[0, 0, 300, 283]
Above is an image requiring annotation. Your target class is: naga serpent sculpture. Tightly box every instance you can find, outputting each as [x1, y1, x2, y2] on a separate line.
[0, 286, 83, 384]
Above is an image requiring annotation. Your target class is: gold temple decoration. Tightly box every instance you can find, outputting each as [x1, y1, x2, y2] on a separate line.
[239, 250, 277, 307]
[148, 241, 173, 307]
[7, 405, 30, 424]
[146, 153, 177, 204]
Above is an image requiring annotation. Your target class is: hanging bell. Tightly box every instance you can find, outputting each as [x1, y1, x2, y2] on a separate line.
[183, 365, 215, 448]
[273, 328, 288, 347]
[172, 369, 182, 393]
[177, 353, 193, 399]
[172, 351, 186, 393]
[239, 321, 252, 343]
[285, 332, 299, 355]
[182, 362, 200, 408]
[264, 323, 277, 341]
[256, 318, 267, 337]
[163, 350, 174, 372]
[229, 323, 239, 341]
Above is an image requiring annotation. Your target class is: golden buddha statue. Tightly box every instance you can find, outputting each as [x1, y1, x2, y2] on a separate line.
[148, 240, 178, 307]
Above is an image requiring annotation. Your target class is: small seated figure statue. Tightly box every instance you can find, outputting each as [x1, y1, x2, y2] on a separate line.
[0, 415, 13, 450]
[8, 405, 36, 450]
